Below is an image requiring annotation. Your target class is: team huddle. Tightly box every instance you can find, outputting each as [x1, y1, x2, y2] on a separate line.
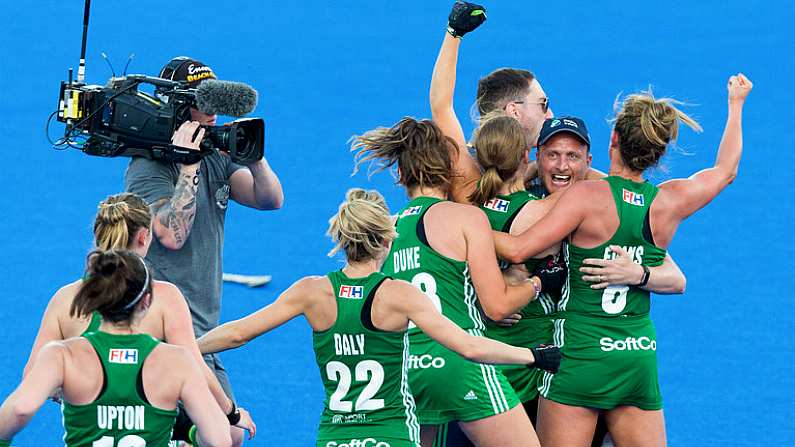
[0, 2, 752, 447]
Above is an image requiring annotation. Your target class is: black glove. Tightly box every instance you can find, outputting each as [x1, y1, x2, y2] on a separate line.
[529, 344, 561, 373]
[532, 253, 568, 295]
[447, 1, 487, 38]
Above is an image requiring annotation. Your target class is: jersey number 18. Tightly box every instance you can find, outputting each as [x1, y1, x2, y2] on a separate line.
[93, 435, 146, 447]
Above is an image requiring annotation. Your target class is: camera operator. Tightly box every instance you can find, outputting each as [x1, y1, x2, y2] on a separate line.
[124, 56, 283, 446]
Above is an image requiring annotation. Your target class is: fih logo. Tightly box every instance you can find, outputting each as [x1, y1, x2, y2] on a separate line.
[339, 285, 364, 299]
[483, 198, 510, 213]
[622, 189, 645, 207]
[108, 349, 138, 364]
[401, 206, 423, 217]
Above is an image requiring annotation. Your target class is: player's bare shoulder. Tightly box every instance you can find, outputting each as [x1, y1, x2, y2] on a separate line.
[151, 280, 187, 306]
[437, 200, 490, 227]
[567, 179, 611, 208]
[147, 340, 193, 369]
[288, 275, 335, 311]
[377, 277, 417, 301]
[58, 336, 96, 365]
[294, 275, 333, 295]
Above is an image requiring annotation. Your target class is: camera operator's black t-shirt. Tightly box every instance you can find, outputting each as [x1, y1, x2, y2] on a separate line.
[124, 150, 244, 337]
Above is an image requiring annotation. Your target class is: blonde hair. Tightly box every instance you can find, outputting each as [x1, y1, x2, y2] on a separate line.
[327, 188, 396, 262]
[94, 193, 151, 250]
[469, 113, 528, 204]
[351, 117, 459, 193]
[613, 89, 702, 172]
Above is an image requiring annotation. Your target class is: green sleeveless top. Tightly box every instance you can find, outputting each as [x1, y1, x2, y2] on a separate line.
[381, 197, 485, 336]
[62, 331, 178, 447]
[561, 176, 667, 318]
[313, 271, 420, 445]
[480, 190, 557, 319]
[81, 312, 102, 335]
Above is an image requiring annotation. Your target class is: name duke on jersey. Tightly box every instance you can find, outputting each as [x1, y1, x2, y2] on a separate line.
[392, 246, 420, 273]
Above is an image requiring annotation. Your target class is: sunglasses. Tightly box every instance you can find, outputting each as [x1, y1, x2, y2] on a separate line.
[512, 97, 550, 114]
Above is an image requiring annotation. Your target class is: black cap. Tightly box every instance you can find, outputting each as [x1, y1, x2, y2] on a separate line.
[159, 56, 217, 88]
[537, 116, 591, 148]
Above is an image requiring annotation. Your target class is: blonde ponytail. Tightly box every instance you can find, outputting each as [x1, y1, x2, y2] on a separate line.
[94, 193, 151, 250]
[614, 89, 702, 172]
[327, 188, 396, 262]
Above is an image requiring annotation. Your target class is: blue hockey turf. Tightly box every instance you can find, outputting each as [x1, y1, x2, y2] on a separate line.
[0, 1, 793, 445]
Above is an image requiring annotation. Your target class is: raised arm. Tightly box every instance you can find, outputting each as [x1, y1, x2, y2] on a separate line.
[431, 33, 478, 204]
[659, 73, 752, 220]
[0, 343, 66, 442]
[148, 121, 205, 250]
[197, 277, 313, 355]
[431, 2, 487, 204]
[460, 207, 539, 321]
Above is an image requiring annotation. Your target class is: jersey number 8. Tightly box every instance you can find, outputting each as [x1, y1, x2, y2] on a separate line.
[407, 272, 443, 329]
[326, 360, 385, 412]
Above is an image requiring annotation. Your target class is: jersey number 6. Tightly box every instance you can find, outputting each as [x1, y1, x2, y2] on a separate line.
[601, 285, 629, 314]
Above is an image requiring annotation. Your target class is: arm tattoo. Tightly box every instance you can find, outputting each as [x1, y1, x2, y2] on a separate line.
[157, 168, 200, 247]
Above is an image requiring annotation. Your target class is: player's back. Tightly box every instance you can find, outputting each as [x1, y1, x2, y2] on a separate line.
[313, 270, 420, 446]
[382, 197, 484, 335]
[61, 331, 177, 447]
[563, 176, 667, 318]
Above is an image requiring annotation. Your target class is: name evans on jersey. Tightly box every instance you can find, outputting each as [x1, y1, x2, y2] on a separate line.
[602, 245, 645, 264]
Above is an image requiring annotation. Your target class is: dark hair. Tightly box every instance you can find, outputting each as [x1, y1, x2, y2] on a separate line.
[469, 114, 528, 204]
[71, 250, 152, 324]
[351, 117, 459, 193]
[613, 90, 702, 172]
[476, 68, 536, 115]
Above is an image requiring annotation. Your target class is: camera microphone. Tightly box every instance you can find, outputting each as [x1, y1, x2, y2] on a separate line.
[195, 79, 258, 117]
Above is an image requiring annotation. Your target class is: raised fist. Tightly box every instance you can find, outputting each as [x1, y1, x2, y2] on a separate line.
[447, 1, 487, 38]
[728, 73, 753, 103]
